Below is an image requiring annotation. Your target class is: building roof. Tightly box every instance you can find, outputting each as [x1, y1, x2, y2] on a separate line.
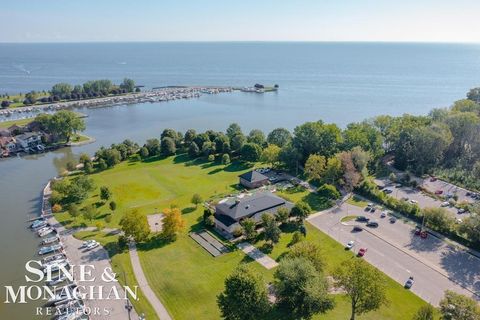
[0, 136, 15, 147]
[15, 132, 41, 140]
[238, 170, 268, 183]
[215, 192, 288, 225]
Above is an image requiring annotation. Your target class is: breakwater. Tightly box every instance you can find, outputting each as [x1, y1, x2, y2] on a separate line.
[0, 86, 233, 121]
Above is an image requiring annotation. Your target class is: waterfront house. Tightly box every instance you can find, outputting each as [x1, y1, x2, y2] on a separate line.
[0, 136, 17, 155]
[8, 124, 25, 135]
[214, 191, 293, 234]
[239, 170, 269, 189]
[15, 132, 43, 151]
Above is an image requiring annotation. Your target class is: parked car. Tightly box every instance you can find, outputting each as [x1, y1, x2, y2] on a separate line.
[395, 183, 403, 188]
[380, 211, 388, 218]
[415, 226, 422, 235]
[346, 240, 355, 250]
[457, 208, 466, 214]
[370, 207, 376, 213]
[441, 201, 450, 207]
[383, 188, 393, 194]
[430, 177, 437, 182]
[456, 218, 463, 224]
[356, 216, 369, 222]
[366, 221, 379, 228]
[404, 276, 415, 289]
[352, 225, 363, 232]
[389, 217, 397, 223]
[420, 231, 428, 239]
[84, 240, 99, 251]
[409, 199, 418, 204]
[435, 190, 443, 195]
[357, 248, 367, 257]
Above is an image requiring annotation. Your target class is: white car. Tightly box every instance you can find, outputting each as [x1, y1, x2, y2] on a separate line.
[380, 211, 389, 218]
[440, 201, 450, 207]
[409, 199, 418, 204]
[84, 240, 99, 250]
[346, 240, 355, 250]
[456, 218, 463, 224]
[81, 239, 96, 248]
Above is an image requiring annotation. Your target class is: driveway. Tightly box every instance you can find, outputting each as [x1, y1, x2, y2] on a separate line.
[307, 202, 479, 305]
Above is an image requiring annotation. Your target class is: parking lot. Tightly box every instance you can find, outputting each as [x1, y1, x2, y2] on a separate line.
[307, 201, 480, 305]
[375, 178, 471, 220]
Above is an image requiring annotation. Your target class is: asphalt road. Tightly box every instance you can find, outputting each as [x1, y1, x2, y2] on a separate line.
[307, 202, 480, 305]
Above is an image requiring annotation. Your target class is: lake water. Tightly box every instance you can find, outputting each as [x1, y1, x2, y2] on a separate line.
[1, 42, 480, 318]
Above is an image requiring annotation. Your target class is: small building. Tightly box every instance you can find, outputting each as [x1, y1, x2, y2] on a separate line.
[0, 136, 17, 155]
[214, 192, 293, 234]
[239, 170, 269, 189]
[15, 132, 42, 151]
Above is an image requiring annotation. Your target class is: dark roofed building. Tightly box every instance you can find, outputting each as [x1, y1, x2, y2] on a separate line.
[239, 170, 269, 189]
[214, 191, 293, 234]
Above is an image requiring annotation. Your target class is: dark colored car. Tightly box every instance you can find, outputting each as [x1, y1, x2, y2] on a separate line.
[358, 248, 367, 257]
[356, 216, 369, 222]
[366, 221, 379, 228]
[389, 217, 397, 223]
[352, 225, 363, 232]
[405, 276, 414, 289]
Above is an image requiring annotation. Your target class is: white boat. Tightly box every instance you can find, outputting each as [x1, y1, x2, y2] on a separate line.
[42, 235, 59, 245]
[43, 257, 68, 269]
[38, 243, 62, 255]
[42, 253, 66, 265]
[44, 261, 70, 274]
[30, 219, 46, 229]
[46, 273, 68, 286]
[38, 228, 55, 237]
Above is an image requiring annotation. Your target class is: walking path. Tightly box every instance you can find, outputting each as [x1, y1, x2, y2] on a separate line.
[129, 242, 173, 320]
[237, 242, 278, 269]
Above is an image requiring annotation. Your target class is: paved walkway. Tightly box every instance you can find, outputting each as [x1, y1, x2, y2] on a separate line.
[237, 242, 278, 269]
[129, 242, 172, 320]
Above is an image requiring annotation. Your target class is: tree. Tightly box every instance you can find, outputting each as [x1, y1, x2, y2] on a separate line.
[201, 141, 216, 157]
[240, 143, 262, 162]
[161, 207, 186, 241]
[286, 241, 325, 272]
[51, 83, 73, 97]
[44, 110, 86, 142]
[423, 207, 455, 234]
[439, 290, 480, 320]
[304, 154, 327, 181]
[98, 158, 107, 170]
[1, 100, 10, 108]
[161, 137, 176, 156]
[317, 184, 340, 200]
[291, 201, 312, 223]
[139, 147, 149, 158]
[184, 129, 197, 146]
[231, 134, 246, 152]
[119, 209, 150, 242]
[333, 259, 388, 320]
[275, 207, 290, 225]
[226, 123, 242, 140]
[323, 156, 342, 184]
[217, 265, 270, 320]
[83, 205, 97, 222]
[467, 87, 480, 103]
[100, 186, 111, 201]
[342, 122, 384, 159]
[188, 141, 200, 158]
[274, 257, 334, 319]
[109, 201, 117, 212]
[247, 129, 266, 146]
[145, 138, 161, 156]
[262, 214, 281, 245]
[412, 304, 435, 320]
[241, 218, 257, 241]
[221, 153, 231, 165]
[119, 78, 135, 92]
[261, 144, 281, 167]
[191, 193, 203, 208]
[338, 151, 362, 192]
[293, 120, 342, 163]
[68, 204, 80, 220]
[267, 127, 292, 147]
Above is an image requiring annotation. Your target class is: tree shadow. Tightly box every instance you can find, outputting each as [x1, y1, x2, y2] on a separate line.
[302, 193, 331, 211]
[181, 206, 196, 214]
[405, 229, 444, 252]
[439, 247, 480, 294]
[172, 153, 191, 164]
[137, 235, 172, 252]
[223, 161, 253, 172]
[208, 168, 223, 175]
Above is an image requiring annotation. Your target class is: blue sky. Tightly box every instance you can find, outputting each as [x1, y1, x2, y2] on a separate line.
[1, 0, 479, 42]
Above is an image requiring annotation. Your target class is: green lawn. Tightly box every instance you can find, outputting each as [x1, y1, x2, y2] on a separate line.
[58, 155, 430, 320]
[347, 194, 370, 207]
[0, 118, 34, 129]
[277, 186, 332, 211]
[73, 230, 160, 320]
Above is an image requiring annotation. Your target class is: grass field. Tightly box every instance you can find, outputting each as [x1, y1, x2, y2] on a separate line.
[0, 118, 34, 129]
[57, 155, 430, 320]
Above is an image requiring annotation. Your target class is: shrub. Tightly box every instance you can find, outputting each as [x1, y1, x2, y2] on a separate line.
[208, 154, 215, 162]
[118, 235, 128, 250]
[104, 214, 112, 224]
[52, 203, 63, 213]
[290, 231, 304, 245]
[221, 153, 231, 165]
[232, 226, 243, 238]
[95, 221, 104, 231]
[130, 154, 141, 162]
[317, 184, 341, 199]
[109, 201, 117, 211]
[205, 215, 215, 227]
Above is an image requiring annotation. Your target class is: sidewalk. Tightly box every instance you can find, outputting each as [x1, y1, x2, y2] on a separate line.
[237, 242, 278, 269]
[129, 242, 173, 320]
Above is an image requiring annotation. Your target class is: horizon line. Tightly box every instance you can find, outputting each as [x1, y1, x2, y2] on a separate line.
[1, 40, 480, 45]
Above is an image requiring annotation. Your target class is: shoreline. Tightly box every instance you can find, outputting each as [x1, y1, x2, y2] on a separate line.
[0, 86, 234, 121]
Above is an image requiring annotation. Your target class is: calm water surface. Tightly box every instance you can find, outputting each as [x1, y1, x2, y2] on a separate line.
[1, 42, 480, 318]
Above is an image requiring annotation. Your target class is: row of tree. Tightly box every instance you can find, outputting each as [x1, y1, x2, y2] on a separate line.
[35, 110, 86, 143]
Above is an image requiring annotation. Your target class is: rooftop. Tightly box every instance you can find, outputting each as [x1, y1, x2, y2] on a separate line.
[238, 170, 268, 183]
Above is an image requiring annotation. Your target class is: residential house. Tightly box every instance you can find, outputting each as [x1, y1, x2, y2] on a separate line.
[0, 136, 17, 156]
[8, 124, 25, 136]
[15, 132, 43, 151]
[214, 191, 293, 234]
[239, 170, 269, 189]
